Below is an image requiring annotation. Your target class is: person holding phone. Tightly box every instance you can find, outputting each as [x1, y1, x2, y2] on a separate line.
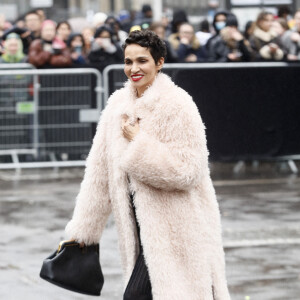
[87, 25, 123, 71]
[67, 33, 87, 66]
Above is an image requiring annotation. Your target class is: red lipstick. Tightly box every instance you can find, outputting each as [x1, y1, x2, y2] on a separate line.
[131, 74, 144, 82]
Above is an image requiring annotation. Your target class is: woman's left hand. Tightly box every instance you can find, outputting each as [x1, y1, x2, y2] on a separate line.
[121, 115, 140, 141]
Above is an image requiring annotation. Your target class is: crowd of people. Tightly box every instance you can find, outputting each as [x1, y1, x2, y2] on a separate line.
[0, 4, 300, 70]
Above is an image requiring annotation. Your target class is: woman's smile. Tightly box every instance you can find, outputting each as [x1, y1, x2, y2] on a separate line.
[131, 74, 144, 81]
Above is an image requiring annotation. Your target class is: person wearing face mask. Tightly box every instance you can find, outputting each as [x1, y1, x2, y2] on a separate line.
[206, 10, 228, 53]
[67, 33, 87, 66]
[207, 13, 253, 62]
[88, 25, 123, 71]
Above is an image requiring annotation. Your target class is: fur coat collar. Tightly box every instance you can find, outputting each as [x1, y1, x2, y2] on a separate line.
[253, 26, 278, 42]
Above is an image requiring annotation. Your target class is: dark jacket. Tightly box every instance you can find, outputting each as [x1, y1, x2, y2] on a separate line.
[281, 28, 300, 60]
[88, 43, 123, 71]
[176, 43, 206, 62]
[207, 28, 252, 62]
[249, 27, 285, 61]
[164, 40, 178, 63]
[206, 10, 229, 53]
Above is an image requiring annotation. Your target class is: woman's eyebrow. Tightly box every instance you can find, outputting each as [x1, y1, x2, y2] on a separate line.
[125, 56, 149, 60]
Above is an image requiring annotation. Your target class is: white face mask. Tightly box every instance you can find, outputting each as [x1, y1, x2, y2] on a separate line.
[215, 21, 226, 31]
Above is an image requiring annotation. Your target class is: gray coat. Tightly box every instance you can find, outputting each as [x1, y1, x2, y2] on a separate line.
[282, 28, 300, 60]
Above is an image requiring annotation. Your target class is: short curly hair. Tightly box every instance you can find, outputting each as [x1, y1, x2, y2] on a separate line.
[122, 30, 167, 64]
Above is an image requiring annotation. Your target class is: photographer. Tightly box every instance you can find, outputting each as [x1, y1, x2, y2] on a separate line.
[87, 25, 123, 71]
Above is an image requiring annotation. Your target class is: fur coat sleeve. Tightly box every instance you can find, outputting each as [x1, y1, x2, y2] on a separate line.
[121, 90, 209, 192]
[65, 108, 112, 245]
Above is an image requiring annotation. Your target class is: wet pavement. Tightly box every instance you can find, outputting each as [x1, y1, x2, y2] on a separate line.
[0, 162, 299, 300]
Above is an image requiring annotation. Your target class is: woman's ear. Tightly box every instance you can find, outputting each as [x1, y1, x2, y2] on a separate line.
[156, 57, 165, 72]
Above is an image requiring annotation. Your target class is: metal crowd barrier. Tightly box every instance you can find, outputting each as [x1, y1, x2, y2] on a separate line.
[102, 62, 300, 172]
[0, 63, 36, 70]
[103, 62, 292, 103]
[0, 68, 103, 169]
[1, 63, 299, 171]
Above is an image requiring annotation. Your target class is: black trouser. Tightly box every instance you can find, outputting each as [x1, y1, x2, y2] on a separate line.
[123, 193, 152, 300]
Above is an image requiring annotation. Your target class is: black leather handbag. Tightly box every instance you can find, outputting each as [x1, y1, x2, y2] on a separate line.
[40, 240, 104, 296]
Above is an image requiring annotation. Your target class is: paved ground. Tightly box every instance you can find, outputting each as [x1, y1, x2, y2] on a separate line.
[0, 161, 299, 300]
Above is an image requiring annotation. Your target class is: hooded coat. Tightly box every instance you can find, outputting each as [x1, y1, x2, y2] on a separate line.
[65, 73, 230, 300]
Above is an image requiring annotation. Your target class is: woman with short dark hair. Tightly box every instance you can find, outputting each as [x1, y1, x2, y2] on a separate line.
[65, 30, 230, 300]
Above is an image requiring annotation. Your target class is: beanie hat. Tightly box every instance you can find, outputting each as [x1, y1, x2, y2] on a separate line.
[142, 5, 152, 13]
[41, 19, 56, 30]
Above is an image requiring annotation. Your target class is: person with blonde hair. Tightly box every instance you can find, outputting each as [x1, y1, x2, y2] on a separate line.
[0, 33, 27, 63]
[170, 22, 206, 62]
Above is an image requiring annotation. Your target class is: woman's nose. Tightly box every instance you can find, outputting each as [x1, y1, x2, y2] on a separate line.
[131, 62, 140, 73]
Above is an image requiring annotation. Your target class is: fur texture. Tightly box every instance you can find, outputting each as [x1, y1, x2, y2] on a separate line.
[65, 73, 230, 300]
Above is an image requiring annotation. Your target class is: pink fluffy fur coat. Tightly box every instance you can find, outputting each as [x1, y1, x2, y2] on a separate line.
[65, 72, 230, 300]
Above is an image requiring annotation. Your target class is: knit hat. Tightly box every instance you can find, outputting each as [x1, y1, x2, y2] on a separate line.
[142, 4, 152, 14]
[41, 19, 56, 30]
[93, 12, 108, 28]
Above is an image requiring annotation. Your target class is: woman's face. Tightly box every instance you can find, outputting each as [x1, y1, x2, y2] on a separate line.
[41, 23, 56, 41]
[259, 14, 273, 32]
[153, 26, 165, 40]
[57, 23, 71, 40]
[6, 38, 19, 55]
[82, 27, 94, 45]
[71, 36, 83, 47]
[179, 23, 194, 44]
[124, 44, 164, 97]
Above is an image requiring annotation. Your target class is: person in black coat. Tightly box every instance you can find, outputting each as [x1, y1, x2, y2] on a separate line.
[206, 10, 229, 53]
[88, 25, 123, 71]
[207, 14, 253, 62]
